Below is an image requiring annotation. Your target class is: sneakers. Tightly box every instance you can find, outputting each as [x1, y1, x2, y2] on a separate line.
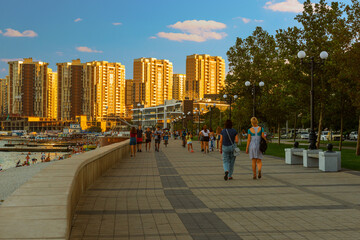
[258, 171, 262, 179]
[191, 150, 194, 153]
[229, 177, 233, 180]
[224, 171, 229, 181]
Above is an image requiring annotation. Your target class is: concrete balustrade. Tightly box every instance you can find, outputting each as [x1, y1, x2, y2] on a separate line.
[0, 140, 130, 240]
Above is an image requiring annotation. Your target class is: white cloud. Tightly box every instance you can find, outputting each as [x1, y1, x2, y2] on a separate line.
[149, 36, 157, 39]
[74, 18, 83, 22]
[0, 58, 23, 62]
[2, 28, 37, 37]
[233, 17, 264, 24]
[241, 18, 251, 24]
[56, 52, 63, 56]
[76, 46, 103, 53]
[264, 0, 303, 13]
[157, 20, 227, 42]
[0, 30, 2, 34]
[112, 22, 122, 26]
[1, 68, 6, 72]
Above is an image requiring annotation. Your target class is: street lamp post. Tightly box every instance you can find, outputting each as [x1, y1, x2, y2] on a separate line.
[137, 103, 142, 128]
[223, 94, 238, 119]
[245, 81, 265, 117]
[205, 103, 216, 129]
[297, 50, 328, 150]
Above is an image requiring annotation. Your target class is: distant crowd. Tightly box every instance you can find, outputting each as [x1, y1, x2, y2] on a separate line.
[128, 117, 267, 181]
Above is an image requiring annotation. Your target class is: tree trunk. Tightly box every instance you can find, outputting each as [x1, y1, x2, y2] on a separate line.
[278, 122, 281, 145]
[293, 112, 297, 142]
[339, 109, 343, 151]
[357, 115, 360, 156]
[316, 104, 324, 149]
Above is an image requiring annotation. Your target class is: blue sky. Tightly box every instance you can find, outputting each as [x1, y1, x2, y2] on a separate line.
[0, 0, 351, 79]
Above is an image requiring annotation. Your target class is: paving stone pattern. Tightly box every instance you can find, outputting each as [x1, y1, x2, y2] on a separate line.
[70, 140, 360, 240]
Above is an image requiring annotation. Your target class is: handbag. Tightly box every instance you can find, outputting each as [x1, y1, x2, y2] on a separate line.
[260, 137, 267, 154]
[226, 129, 240, 156]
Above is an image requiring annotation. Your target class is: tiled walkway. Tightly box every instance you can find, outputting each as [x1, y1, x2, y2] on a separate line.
[70, 140, 360, 240]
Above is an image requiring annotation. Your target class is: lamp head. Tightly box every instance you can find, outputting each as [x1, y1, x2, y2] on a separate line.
[320, 51, 328, 60]
[213, 103, 216, 107]
[245, 81, 251, 87]
[223, 94, 227, 99]
[259, 81, 265, 87]
[234, 95, 238, 99]
[297, 51, 306, 59]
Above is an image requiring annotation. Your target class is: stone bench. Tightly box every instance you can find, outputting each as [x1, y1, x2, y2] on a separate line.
[285, 143, 341, 172]
[285, 148, 305, 165]
[319, 151, 341, 172]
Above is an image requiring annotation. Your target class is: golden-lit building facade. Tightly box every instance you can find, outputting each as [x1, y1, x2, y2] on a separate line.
[0, 77, 8, 115]
[8, 58, 49, 117]
[125, 79, 134, 118]
[173, 74, 186, 100]
[57, 59, 87, 120]
[133, 58, 173, 107]
[186, 54, 225, 100]
[90, 61, 126, 120]
[47, 68, 58, 119]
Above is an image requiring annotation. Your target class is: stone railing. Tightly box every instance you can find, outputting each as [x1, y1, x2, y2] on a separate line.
[0, 140, 130, 239]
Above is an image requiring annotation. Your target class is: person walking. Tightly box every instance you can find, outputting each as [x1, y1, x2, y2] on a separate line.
[200, 125, 210, 153]
[130, 127, 137, 157]
[186, 132, 194, 152]
[136, 125, 143, 152]
[181, 129, 187, 148]
[216, 126, 222, 150]
[246, 117, 266, 180]
[144, 127, 152, 152]
[163, 130, 169, 147]
[209, 128, 215, 152]
[219, 120, 239, 181]
[154, 126, 163, 152]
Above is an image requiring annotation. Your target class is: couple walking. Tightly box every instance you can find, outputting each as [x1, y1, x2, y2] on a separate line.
[219, 117, 266, 180]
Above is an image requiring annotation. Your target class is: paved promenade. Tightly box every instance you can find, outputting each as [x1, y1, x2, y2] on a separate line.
[70, 140, 360, 240]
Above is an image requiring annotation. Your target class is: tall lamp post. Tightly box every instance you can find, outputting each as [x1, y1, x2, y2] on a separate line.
[137, 103, 142, 128]
[245, 81, 265, 117]
[223, 94, 238, 119]
[297, 50, 328, 150]
[205, 103, 216, 129]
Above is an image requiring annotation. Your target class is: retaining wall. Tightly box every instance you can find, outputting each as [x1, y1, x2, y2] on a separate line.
[0, 140, 130, 239]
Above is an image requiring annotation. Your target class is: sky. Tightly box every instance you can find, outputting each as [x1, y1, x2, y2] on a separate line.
[0, 0, 352, 79]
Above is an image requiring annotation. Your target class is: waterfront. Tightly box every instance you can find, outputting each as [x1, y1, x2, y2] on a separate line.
[0, 140, 65, 170]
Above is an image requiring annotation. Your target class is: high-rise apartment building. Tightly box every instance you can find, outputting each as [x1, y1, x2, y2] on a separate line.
[8, 58, 49, 117]
[90, 61, 126, 120]
[0, 77, 8, 116]
[57, 59, 88, 120]
[186, 54, 225, 100]
[173, 74, 186, 100]
[133, 58, 173, 107]
[47, 69, 58, 119]
[125, 79, 134, 118]
[57, 59, 126, 121]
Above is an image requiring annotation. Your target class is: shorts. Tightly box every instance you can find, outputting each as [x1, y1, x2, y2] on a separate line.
[146, 139, 151, 143]
[203, 136, 210, 142]
[155, 139, 161, 143]
[130, 137, 137, 146]
[137, 138, 143, 144]
[187, 141, 192, 144]
[217, 135, 220, 140]
[200, 136, 204, 141]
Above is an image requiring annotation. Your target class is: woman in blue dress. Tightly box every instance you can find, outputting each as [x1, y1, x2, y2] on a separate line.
[246, 117, 267, 180]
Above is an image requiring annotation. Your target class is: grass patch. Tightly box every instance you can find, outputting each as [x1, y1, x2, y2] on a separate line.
[238, 142, 360, 171]
[296, 140, 357, 148]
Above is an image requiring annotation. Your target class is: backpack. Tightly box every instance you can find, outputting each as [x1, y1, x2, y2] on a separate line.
[260, 137, 267, 154]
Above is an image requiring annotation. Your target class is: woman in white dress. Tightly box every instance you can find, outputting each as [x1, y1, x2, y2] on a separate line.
[246, 117, 267, 180]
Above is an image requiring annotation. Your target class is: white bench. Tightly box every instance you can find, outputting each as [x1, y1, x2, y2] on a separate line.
[319, 151, 341, 172]
[285, 148, 305, 165]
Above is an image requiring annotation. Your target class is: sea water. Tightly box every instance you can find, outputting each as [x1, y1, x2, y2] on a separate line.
[0, 140, 64, 170]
